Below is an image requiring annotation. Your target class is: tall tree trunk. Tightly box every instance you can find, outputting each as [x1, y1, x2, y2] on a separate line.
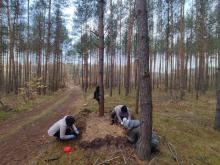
[84, 51, 89, 92]
[44, 0, 51, 94]
[165, 0, 170, 93]
[214, 0, 220, 130]
[118, 0, 122, 95]
[89, 49, 92, 88]
[169, 0, 174, 95]
[135, 0, 152, 160]
[215, 62, 220, 130]
[179, 0, 185, 99]
[196, 0, 205, 94]
[188, 6, 193, 93]
[0, 0, 3, 91]
[125, 5, 134, 96]
[25, 0, 30, 82]
[109, 0, 113, 97]
[81, 56, 84, 90]
[6, 0, 16, 93]
[98, 0, 104, 116]
[135, 58, 139, 114]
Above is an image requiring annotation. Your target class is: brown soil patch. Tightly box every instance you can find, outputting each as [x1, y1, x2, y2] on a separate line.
[0, 86, 84, 165]
[80, 135, 128, 149]
[81, 112, 125, 142]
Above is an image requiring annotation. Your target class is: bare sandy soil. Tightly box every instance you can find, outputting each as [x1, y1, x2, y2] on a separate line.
[81, 112, 125, 142]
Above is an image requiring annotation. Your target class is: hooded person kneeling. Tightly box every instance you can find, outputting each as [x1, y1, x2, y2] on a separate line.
[48, 115, 80, 140]
[122, 118, 160, 153]
[111, 105, 131, 125]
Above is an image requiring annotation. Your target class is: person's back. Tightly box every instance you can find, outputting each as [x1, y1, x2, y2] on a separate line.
[48, 115, 79, 140]
[124, 119, 160, 152]
[123, 118, 140, 130]
[48, 117, 65, 136]
[93, 86, 100, 104]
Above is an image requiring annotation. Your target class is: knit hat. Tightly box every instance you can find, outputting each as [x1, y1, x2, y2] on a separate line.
[121, 105, 128, 113]
[65, 116, 75, 127]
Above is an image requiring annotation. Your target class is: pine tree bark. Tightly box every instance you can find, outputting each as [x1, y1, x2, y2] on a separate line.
[0, 0, 3, 91]
[6, 0, 16, 93]
[179, 0, 185, 99]
[135, 0, 152, 160]
[98, 0, 105, 116]
[109, 0, 113, 97]
[84, 50, 89, 92]
[125, 4, 134, 96]
[135, 58, 139, 114]
[118, 0, 122, 95]
[44, 0, 51, 94]
[196, 0, 205, 94]
[25, 0, 30, 83]
[165, 0, 170, 92]
[214, 0, 220, 130]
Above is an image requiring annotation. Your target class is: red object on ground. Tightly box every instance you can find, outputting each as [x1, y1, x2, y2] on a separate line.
[63, 146, 72, 153]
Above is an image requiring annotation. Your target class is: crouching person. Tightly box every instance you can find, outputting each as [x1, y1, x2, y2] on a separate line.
[48, 115, 80, 140]
[111, 105, 131, 125]
[123, 118, 159, 152]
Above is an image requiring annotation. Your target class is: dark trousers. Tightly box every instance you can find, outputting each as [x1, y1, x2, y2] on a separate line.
[111, 112, 123, 124]
[54, 128, 77, 140]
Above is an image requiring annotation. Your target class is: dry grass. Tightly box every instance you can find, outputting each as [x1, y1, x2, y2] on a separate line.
[0, 89, 66, 121]
[81, 112, 125, 142]
[84, 88, 220, 165]
[32, 88, 220, 165]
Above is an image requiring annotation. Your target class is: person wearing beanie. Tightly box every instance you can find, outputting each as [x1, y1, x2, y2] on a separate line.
[48, 115, 79, 140]
[111, 105, 131, 125]
[122, 118, 140, 129]
[122, 118, 160, 153]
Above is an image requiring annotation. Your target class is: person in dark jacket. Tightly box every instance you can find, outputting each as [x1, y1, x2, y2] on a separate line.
[93, 86, 100, 104]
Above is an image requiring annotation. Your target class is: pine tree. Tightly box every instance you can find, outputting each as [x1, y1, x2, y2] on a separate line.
[135, 0, 152, 160]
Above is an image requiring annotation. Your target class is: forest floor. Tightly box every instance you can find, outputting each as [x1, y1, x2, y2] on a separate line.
[1, 87, 220, 165]
[31, 88, 220, 165]
[0, 85, 85, 165]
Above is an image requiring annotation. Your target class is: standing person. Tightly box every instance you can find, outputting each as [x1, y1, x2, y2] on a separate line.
[93, 86, 100, 104]
[111, 105, 131, 125]
[48, 115, 79, 140]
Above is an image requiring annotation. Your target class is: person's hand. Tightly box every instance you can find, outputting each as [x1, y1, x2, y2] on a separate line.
[70, 135, 75, 139]
[75, 129, 80, 135]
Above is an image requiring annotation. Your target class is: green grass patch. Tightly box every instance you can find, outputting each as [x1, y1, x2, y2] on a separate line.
[0, 90, 65, 121]
[83, 88, 220, 165]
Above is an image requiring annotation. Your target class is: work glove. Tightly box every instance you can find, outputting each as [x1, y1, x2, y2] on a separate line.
[75, 129, 80, 135]
[69, 135, 75, 140]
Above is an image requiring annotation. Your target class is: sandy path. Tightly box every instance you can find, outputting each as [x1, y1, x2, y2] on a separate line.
[0, 86, 84, 165]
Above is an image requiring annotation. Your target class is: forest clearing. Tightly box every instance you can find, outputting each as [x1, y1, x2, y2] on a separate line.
[0, 0, 220, 164]
[0, 86, 219, 165]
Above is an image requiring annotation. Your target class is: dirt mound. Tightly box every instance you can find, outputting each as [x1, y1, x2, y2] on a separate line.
[80, 135, 128, 149]
[81, 112, 125, 142]
[75, 109, 92, 129]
